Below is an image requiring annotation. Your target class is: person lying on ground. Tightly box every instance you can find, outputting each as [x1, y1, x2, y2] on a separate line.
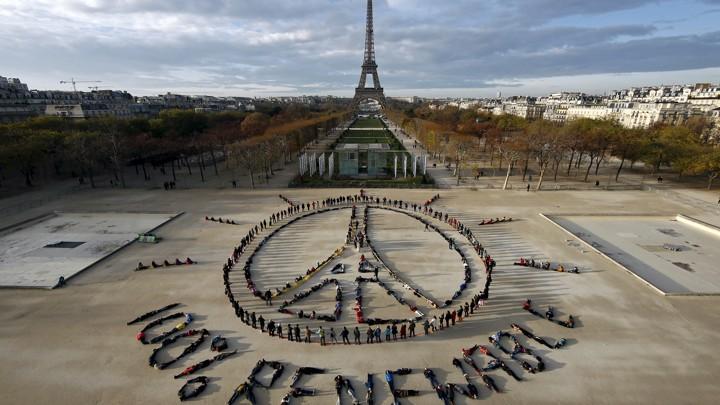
[481, 374, 500, 393]
[137, 312, 187, 344]
[227, 381, 250, 405]
[557, 315, 575, 328]
[394, 389, 420, 398]
[511, 322, 568, 349]
[366, 374, 375, 405]
[173, 350, 238, 378]
[280, 388, 316, 405]
[149, 329, 209, 369]
[127, 303, 180, 325]
[290, 367, 325, 387]
[178, 376, 209, 402]
[264, 361, 285, 388]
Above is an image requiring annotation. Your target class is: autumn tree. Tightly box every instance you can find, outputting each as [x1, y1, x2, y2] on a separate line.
[241, 112, 271, 138]
[611, 127, 647, 181]
[689, 147, 720, 189]
[65, 131, 102, 188]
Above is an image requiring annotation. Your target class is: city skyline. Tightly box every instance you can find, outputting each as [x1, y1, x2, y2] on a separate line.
[2, 0, 720, 97]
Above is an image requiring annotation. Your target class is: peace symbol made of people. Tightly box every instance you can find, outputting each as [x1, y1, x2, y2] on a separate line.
[221, 192, 498, 346]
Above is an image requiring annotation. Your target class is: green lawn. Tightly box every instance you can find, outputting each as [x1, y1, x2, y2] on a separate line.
[352, 118, 385, 128]
[335, 117, 405, 149]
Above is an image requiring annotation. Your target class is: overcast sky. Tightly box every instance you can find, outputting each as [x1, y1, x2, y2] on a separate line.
[1, 0, 720, 97]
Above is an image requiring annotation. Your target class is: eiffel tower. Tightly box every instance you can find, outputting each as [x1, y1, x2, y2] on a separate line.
[352, 0, 386, 109]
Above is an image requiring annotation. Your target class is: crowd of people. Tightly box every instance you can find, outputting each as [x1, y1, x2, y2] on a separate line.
[205, 216, 239, 225]
[511, 323, 568, 349]
[220, 192, 499, 346]
[424, 194, 440, 207]
[135, 258, 196, 271]
[148, 328, 209, 370]
[385, 369, 420, 404]
[127, 302, 246, 402]
[278, 194, 297, 207]
[523, 299, 576, 328]
[177, 376, 208, 402]
[228, 359, 288, 404]
[278, 278, 342, 322]
[478, 217, 513, 226]
[515, 258, 580, 273]
[335, 375, 361, 404]
[135, 311, 193, 344]
[127, 303, 180, 325]
[488, 331, 546, 374]
[353, 275, 423, 327]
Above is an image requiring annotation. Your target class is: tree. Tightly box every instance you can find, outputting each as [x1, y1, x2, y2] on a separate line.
[535, 128, 563, 191]
[523, 119, 553, 181]
[93, 118, 128, 187]
[641, 125, 698, 174]
[228, 141, 261, 189]
[689, 147, 720, 189]
[65, 131, 103, 188]
[448, 135, 473, 186]
[562, 119, 592, 176]
[0, 126, 52, 187]
[241, 112, 271, 138]
[611, 127, 647, 181]
[684, 115, 713, 143]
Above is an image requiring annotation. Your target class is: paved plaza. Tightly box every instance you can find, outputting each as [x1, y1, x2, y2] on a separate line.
[0, 187, 719, 404]
[0, 212, 177, 288]
[548, 214, 720, 295]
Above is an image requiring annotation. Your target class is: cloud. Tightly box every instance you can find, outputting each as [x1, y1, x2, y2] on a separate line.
[0, 0, 718, 96]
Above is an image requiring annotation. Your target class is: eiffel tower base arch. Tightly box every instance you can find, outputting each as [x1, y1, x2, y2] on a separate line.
[352, 88, 387, 110]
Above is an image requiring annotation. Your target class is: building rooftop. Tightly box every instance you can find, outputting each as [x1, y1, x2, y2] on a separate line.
[336, 143, 390, 150]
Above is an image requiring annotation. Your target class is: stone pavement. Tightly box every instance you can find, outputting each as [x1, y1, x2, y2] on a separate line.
[0, 187, 719, 404]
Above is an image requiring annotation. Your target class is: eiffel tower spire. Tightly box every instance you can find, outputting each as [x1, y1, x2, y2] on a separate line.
[363, 0, 376, 65]
[353, 0, 385, 109]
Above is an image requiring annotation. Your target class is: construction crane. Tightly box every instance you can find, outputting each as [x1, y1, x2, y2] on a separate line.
[59, 78, 102, 92]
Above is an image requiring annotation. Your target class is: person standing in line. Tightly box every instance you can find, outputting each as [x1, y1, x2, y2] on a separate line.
[384, 326, 392, 342]
[409, 321, 416, 337]
[374, 327, 381, 342]
[305, 326, 312, 343]
[318, 326, 326, 346]
[329, 327, 338, 344]
[367, 326, 374, 344]
[341, 327, 351, 345]
[354, 327, 361, 345]
[294, 325, 301, 343]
